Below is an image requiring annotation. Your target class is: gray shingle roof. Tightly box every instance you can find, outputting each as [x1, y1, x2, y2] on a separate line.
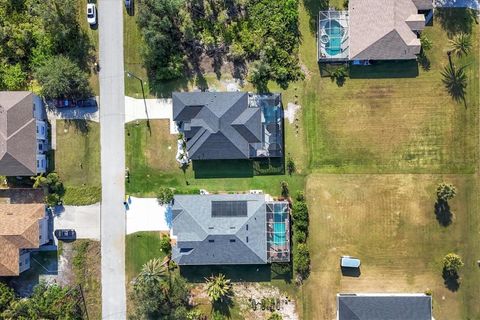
[0, 92, 37, 176]
[171, 194, 268, 265]
[338, 294, 432, 320]
[349, 0, 430, 60]
[173, 92, 262, 160]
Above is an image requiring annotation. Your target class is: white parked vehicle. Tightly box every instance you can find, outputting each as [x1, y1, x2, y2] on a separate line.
[87, 3, 97, 26]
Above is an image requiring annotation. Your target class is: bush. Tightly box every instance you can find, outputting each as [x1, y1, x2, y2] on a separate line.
[443, 253, 464, 275]
[286, 156, 296, 176]
[292, 201, 308, 222]
[293, 243, 310, 278]
[293, 229, 307, 244]
[160, 234, 172, 256]
[295, 191, 305, 202]
[269, 312, 283, 320]
[157, 187, 174, 205]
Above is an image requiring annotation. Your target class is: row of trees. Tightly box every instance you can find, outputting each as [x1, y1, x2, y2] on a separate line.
[0, 282, 83, 319]
[0, 0, 92, 99]
[291, 192, 311, 281]
[32, 172, 65, 207]
[137, 0, 303, 91]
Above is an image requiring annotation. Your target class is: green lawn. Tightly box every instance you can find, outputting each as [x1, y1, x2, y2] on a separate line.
[298, 8, 479, 174]
[125, 231, 167, 281]
[125, 120, 305, 198]
[303, 174, 480, 320]
[55, 120, 101, 205]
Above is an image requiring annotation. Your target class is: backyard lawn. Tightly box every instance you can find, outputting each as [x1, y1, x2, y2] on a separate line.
[298, 8, 479, 173]
[303, 174, 480, 320]
[125, 120, 306, 198]
[55, 120, 101, 205]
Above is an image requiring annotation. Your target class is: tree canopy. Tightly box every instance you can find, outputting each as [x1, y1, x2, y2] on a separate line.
[137, 0, 303, 90]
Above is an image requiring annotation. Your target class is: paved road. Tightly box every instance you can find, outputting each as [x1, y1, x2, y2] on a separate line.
[98, 0, 127, 318]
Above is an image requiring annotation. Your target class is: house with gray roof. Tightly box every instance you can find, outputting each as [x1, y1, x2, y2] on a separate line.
[318, 0, 433, 62]
[337, 293, 433, 320]
[0, 92, 47, 176]
[173, 92, 283, 160]
[171, 194, 290, 265]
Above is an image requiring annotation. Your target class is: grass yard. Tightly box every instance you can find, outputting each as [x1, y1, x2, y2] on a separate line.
[302, 174, 480, 320]
[72, 240, 101, 320]
[125, 120, 305, 197]
[125, 231, 168, 282]
[55, 120, 101, 205]
[297, 8, 478, 173]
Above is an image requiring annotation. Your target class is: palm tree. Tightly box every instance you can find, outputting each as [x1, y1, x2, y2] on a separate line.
[441, 63, 467, 103]
[135, 258, 168, 288]
[205, 274, 233, 303]
[449, 33, 472, 58]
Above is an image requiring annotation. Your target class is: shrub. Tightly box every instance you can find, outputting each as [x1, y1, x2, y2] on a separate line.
[280, 181, 289, 198]
[293, 229, 307, 244]
[286, 156, 296, 176]
[269, 312, 283, 320]
[157, 187, 174, 205]
[443, 253, 464, 275]
[437, 183, 456, 201]
[160, 235, 172, 256]
[295, 191, 305, 202]
[292, 201, 308, 222]
[293, 243, 310, 278]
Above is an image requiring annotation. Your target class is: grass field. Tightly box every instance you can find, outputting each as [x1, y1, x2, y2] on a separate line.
[125, 231, 168, 282]
[55, 120, 101, 205]
[298, 8, 478, 173]
[303, 174, 480, 320]
[125, 120, 305, 198]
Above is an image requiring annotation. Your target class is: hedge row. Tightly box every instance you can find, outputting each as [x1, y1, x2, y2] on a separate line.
[292, 193, 311, 280]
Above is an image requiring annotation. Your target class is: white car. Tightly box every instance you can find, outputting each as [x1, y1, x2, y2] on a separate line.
[87, 3, 97, 26]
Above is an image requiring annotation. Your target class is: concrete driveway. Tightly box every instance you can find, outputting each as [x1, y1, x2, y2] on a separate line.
[126, 197, 170, 235]
[53, 204, 101, 242]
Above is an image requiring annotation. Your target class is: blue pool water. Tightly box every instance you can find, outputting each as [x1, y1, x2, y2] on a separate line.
[273, 207, 287, 246]
[263, 106, 279, 123]
[324, 19, 343, 56]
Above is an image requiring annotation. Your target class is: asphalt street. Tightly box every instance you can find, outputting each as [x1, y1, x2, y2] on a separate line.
[98, 0, 127, 318]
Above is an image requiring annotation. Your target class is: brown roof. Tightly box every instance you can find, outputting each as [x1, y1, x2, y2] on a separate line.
[349, 0, 430, 60]
[0, 203, 45, 276]
[0, 91, 37, 176]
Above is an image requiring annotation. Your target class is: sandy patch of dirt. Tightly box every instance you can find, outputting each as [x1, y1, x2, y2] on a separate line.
[285, 103, 301, 124]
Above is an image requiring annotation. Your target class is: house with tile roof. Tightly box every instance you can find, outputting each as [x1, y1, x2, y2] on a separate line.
[0, 203, 49, 276]
[170, 194, 290, 265]
[173, 92, 283, 161]
[317, 0, 433, 62]
[337, 293, 433, 320]
[0, 91, 48, 176]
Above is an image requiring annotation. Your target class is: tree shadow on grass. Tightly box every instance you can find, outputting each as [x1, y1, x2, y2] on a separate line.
[434, 199, 453, 226]
[435, 8, 478, 37]
[64, 119, 90, 134]
[212, 297, 234, 318]
[303, 0, 330, 33]
[418, 53, 431, 71]
[442, 269, 460, 291]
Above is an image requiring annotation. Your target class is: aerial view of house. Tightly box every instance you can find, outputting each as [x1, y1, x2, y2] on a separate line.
[1, 0, 479, 318]
[0, 91, 48, 176]
[173, 92, 283, 160]
[318, 0, 433, 61]
[171, 194, 290, 265]
[0, 203, 49, 276]
[337, 293, 433, 320]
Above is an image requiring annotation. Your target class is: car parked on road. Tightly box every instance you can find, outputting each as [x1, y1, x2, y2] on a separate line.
[55, 229, 77, 241]
[87, 3, 97, 25]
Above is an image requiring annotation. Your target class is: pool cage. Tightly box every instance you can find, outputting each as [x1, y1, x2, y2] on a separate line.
[318, 10, 350, 62]
[266, 201, 290, 263]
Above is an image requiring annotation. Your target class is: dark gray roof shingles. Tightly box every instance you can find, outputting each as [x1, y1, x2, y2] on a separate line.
[338, 295, 432, 320]
[173, 92, 262, 160]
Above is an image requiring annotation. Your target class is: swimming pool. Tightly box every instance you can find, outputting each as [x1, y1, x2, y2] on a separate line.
[324, 19, 344, 56]
[272, 204, 287, 246]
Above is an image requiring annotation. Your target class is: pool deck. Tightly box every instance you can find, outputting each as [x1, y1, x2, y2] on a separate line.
[318, 10, 350, 62]
[266, 202, 291, 263]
